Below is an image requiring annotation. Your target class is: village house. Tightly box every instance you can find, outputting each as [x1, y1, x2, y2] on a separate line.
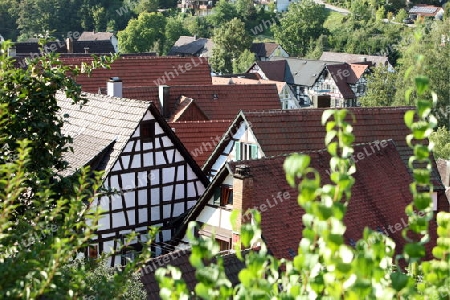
[197, 108, 446, 207]
[77, 31, 119, 53]
[212, 76, 299, 109]
[320, 51, 394, 71]
[168, 35, 214, 57]
[247, 58, 371, 107]
[249, 42, 289, 61]
[57, 90, 209, 266]
[173, 141, 446, 261]
[408, 4, 445, 21]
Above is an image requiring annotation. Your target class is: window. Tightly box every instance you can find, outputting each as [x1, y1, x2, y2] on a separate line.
[235, 141, 258, 160]
[140, 120, 155, 142]
[87, 245, 98, 259]
[217, 238, 231, 251]
[213, 185, 233, 206]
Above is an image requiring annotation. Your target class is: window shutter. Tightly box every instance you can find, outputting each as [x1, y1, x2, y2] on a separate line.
[250, 144, 258, 159]
[235, 141, 241, 160]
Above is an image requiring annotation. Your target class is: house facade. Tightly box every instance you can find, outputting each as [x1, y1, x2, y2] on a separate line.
[57, 91, 208, 266]
[175, 141, 447, 261]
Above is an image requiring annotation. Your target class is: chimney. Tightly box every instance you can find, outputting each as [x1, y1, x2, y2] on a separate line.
[66, 38, 73, 53]
[159, 85, 171, 118]
[193, 35, 197, 41]
[107, 77, 122, 98]
[361, 57, 367, 62]
[232, 164, 253, 248]
[7, 46, 16, 57]
[84, 47, 89, 54]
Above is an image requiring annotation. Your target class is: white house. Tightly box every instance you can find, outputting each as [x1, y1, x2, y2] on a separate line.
[57, 87, 208, 266]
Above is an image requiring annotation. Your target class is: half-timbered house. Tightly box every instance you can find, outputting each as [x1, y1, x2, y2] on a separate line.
[57, 91, 209, 266]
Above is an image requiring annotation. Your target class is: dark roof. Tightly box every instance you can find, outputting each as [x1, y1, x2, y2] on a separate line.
[14, 41, 67, 55]
[271, 57, 342, 87]
[326, 64, 356, 99]
[168, 36, 214, 56]
[320, 51, 391, 67]
[250, 42, 280, 58]
[72, 40, 115, 54]
[203, 108, 444, 190]
[226, 141, 444, 260]
[169, 120, 233, 166]
[140, 249, 246, 299]
[248, 60, 286, 82]
[58, 55, 212, 93]
[77, 31, 114, 41]
[110, 84, 281, 121]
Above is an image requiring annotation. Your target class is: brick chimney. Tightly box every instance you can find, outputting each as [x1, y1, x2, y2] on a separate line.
[232, 164, 253, 247]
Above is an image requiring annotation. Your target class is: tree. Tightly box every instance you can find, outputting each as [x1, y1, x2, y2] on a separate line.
[163, 16, 191, 55]
[185, 15, 212, 38]
[208, 0, 238, 28]
[430, 127, 450, 160]
[394, 20, 450, 128]
[395, 8, 408, 22]
[273, 0, 328, 56]
[359, 65, 397, 107]
[210, 18, 252, 74]
[118, 12, 166, 54]
[126, 0, 159, 14]
[0, 41, 150, 298]
[232, 49, 255, 73]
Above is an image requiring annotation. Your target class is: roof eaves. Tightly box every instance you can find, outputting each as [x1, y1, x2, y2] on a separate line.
[202, 110, 247, 172]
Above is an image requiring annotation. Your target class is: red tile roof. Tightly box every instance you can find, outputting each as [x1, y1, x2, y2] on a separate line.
[112, 84, 281, 121]
[228, 141, 445, 261]
[169, 120, 233, 166]
[204, 107, 444, 190]
[59, 55, 212, 93]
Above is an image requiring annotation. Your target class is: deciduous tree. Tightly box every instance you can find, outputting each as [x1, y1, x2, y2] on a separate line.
[272, 0, 328, 57]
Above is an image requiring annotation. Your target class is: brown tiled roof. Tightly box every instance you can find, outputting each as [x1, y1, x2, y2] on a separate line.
[250, 42, 280, 58]
[169, 120, 233, 166]
[169, 96, 210, 122]
[203, 107, 444, 190]
[228, 141, 444, 261]
[59, 55, 212, 93]
[212, 77, 287, 94]
[140, 249, 246, 299]
[111, 85, 281, 121]
[248, 60, 286, 82]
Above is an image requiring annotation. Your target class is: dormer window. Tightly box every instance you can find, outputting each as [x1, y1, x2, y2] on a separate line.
[235, 142, 258, 160]
[140, 120, 156, 142]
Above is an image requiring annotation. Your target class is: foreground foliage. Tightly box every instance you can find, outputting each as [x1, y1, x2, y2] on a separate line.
[0, 42, 150, 299]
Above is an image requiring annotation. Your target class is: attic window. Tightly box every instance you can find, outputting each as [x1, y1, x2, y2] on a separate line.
[140, 120, 156, 142]
[213, 185, 233, 206]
